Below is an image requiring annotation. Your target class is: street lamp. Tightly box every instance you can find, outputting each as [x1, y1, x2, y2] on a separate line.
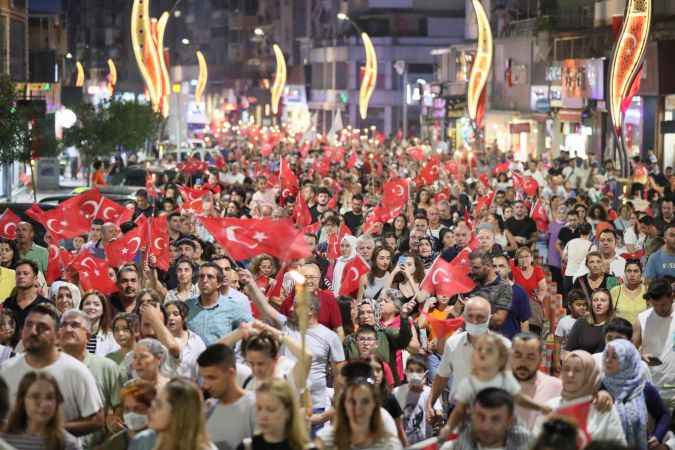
[65, 52, 73, 59]
[181, 38, 190, 45]
[254, 27, 265, 37]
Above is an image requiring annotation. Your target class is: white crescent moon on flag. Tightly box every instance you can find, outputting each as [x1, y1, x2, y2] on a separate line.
[349, 267, 360, 282]
[431, 268, 449, 285]
[80, 256, 98, 271]
[3, 223, 16, 237]
[153, 237, 165, 250]
[128, 237, 142, 254]
[225, 226, 259, 249]
[103, 206, 117, 221]
[46, 219, 64, 235]
[81, 199, 101, 218]
[393, 184, 405, 197]
[48, 245, 59, 260]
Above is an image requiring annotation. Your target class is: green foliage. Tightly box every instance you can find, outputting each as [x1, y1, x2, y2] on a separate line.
[0, 74, 30, 164]
[63, 99, 163, 165]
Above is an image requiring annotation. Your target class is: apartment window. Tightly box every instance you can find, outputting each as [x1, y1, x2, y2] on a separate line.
[10, 19, 26, 81]
[0, 16, 6, 75]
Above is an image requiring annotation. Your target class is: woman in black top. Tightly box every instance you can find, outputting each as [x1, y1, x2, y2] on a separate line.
[565, 288, 615, 354]
[237, 379, 313, 450]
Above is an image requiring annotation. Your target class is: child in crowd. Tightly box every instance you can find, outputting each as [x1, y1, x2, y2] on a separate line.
[393, 354, 441, 444]
[554, 289, 589, 371]
[441, 333, 551, 436]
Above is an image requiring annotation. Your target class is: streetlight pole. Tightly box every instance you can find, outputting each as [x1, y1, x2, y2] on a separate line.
[394, 60, 407, 141]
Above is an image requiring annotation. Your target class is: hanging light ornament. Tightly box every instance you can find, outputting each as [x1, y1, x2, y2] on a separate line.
[467, 0, 493, 130]
[75, 61, 85, 87]
[358, 32, 377, 120]
[270, 44, 287, 115]
[195, 50, 208, 105]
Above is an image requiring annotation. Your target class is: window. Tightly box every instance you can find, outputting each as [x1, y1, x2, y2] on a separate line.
[10, 19, 27, 81]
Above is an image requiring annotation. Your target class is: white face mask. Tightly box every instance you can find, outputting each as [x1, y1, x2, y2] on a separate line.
[123, 412, 148, 431]
[406, 371, 426, 386]
[465, 316, 491, 337]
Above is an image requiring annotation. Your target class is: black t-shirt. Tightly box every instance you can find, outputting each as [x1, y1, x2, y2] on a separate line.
[504, 216, 537, 240]
[382, 392, 403, 420]
[343, 211, 364, 235]
[558, 226, 579, 248]
[3, 295, 52, 331]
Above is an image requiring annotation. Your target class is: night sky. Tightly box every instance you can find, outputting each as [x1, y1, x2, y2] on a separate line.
[29, 0, 62, 13]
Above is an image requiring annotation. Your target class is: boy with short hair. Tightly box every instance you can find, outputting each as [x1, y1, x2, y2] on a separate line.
[554, 289, 588, 372]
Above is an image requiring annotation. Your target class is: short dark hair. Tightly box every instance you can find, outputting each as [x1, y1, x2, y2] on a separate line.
[638, 215, 654, 226]
[567, 289, 586, 303]
[197, 343, 236, 369]
[405, 354, 428, 371]
[578, 222, 592, 236]
[135, 189, 148, 199]
[26, 304, 60, 329]
[665, 222, 675, 234]
[469, 250, 492, 266]
[352, 194, 364, 202]
[474, 387, 514, 416]
[605, 317, 633, 340]
[356, 325, 377, 337]
[340, 360, 373, 381]
[168, 211, 182, 221]
[199, 261, 225, 283]
[645, 278, 673, 300]
[15, 259, 38, 276]
[165, 301, 189, 330]
[599, 228, 617, 240]
[175, 238, 197, 250]
[317, 187, 331, 196]
[0, 376, 9, 423]
[92, 219, 104, 226]
[512, 331, 544, 353]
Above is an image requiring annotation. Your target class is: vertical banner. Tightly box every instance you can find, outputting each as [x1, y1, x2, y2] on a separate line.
[467, 0, 493, 130]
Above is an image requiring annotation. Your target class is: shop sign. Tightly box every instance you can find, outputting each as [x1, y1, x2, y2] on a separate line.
[546, 63, 561, 82]
[509, 122, 531, 134]
[446, 96, 467, 119]
[550, 86, 563, 108]
[530, 86, 550, 113]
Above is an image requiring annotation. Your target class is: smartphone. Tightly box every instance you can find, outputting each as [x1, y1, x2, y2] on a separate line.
[397, 256, 407, 266]
[647, 356, 663, 366]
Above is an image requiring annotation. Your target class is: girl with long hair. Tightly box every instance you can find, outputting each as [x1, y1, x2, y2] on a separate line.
[384, 253, 424, 303]
[565, 289, 615, 354]
[237, 379, 313, 450]
[148, 378, 215, 450]
[1, 372, 81, 450]
[164, 257, 199, 303]
[79, 291, 118, 356]
[358, 246, 392, 301]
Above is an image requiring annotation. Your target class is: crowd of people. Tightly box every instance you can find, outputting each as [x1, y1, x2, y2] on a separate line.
[0, 125, 674, 450]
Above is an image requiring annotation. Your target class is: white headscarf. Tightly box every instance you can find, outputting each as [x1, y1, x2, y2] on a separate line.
[48, 281, 82, 310]
[332, 235, 358, 296]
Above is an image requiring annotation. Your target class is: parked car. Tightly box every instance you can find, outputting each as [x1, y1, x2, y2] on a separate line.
[0, 203, 56, 247]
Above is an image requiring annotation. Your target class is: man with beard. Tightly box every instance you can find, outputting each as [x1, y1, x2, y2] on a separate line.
[0, 305, 104, 436]
[110, 266, 140, 314]
[446, 388, 530, 450]
[510, 332, 561, 428]
[504, 200, 538, 253]
[468, 252, 512, 330]
[556, 210, 580, 251]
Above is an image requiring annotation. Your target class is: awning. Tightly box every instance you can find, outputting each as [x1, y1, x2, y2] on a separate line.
[558, 109, 582, 122]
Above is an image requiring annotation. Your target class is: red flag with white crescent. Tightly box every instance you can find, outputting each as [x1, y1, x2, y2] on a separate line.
[420, 256, 475, 296]
[339, 254, 370, 297]
[382, 178, 409, 209]
[0, 209, 20, 240]
[70, 252, 118, 294]
[104, 225, 145, 268]
[147, 216, 170, 271]
[327, 223, 352, 261]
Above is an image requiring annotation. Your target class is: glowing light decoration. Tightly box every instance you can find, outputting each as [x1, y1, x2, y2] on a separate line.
[107, 59, 117, 96]
[358, 32, 377, 120]
[270, 44, 287, 115]
[75, 61, 85, 87]
[607, 0, 651, 176]
[195, 51, 208, 105]
[467, 0, 493, 129]
[157, 12, 171, 117]
[131, 0, 159, 108]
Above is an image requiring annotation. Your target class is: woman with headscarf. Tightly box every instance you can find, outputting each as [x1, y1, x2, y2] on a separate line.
[330, 235, 357, 297]
[535, 350, 627, 444]
[602, 339, 670, 450]
[48, 281, 82, 314]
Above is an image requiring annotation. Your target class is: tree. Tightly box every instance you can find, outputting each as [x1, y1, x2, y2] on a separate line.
[0, 74, 30, 165]
[63, 99, 163, 166]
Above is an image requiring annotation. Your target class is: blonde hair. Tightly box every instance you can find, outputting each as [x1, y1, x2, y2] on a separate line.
[472, 334, 509, 374]
[256, 379, 309, 450]
[155, 378, 210, 450]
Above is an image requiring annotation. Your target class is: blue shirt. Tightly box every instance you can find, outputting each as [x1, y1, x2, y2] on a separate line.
[500, 284, 532, 339]
[186, 289, 253, 346]
[645, 248, 675, 281]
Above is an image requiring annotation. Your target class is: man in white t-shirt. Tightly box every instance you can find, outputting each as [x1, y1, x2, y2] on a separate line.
[0, 305, 104, 437]
[198, 343, 256, 450]
[426, 297, 511, 421]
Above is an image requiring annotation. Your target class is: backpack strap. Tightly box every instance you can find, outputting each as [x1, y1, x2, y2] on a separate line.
[242, 374, 254, 390]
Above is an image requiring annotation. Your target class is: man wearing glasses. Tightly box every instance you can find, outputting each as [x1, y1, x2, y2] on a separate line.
[186, 262, 252, 346]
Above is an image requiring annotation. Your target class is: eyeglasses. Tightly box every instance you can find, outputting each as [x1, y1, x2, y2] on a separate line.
[357, 337, 377, 343]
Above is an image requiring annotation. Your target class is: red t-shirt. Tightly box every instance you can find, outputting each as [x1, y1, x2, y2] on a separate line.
[279, 288, 343, 331]
[511, 264, 545, 298]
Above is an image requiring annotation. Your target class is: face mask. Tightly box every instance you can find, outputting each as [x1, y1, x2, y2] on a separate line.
[123, 412, 148, 431]
[465, 317, 490, 337]
[406, 371, 426, 386]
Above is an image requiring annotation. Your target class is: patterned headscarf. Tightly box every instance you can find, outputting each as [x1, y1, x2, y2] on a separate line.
[602, 339, 648, 450]
[561, 350, 600, 401]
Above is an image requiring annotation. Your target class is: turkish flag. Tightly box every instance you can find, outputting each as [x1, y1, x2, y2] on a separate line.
[382, 178, 409, 209]
[179, 185, 209, 203]
[146, 217, 170, 271]
[104, 225, 145, 268]
[417, 157, 441, 186]
[45, 243, 66, 284]
[362, 203, 404, 235]
[303, 221, 321, 235]
[200, 217, 310, 261]
[475, 191, 495, 217]
[408, 146, 425, 161]
[292, 192, 313, 227]
[422, 313, 465, 340]
[314, 157, 331, 177]
[145, 174, 159, 198]
[36, 203, 92, 240]
[326, 190, 340, 210]
[339, 254, 371, 296]
[420, 256, 475, 296]
[327, 223, 353, 260]
[70, 252, 117, 295]
[523, 177, 539, 197]
[0, 209, 20, 239]
[280, 157, 299, 198]
[25, 204, 46, 223]
[555, 398, 592, 445]
[478, 173, 490, 188]
[433, 186, 451, 204]
[59, 189, 102, 220]
[96, 197, 133, 225]
[450, 246, 474, 272]
[531, 198, 549, 232]
[181, 198, 205, 215]
[493, 162, 510, 175]
[177, 158, 209, 175]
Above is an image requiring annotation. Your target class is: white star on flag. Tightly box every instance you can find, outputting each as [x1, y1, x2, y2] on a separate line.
[121, 248, 128, 255]
[252, 232, 268, 242]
